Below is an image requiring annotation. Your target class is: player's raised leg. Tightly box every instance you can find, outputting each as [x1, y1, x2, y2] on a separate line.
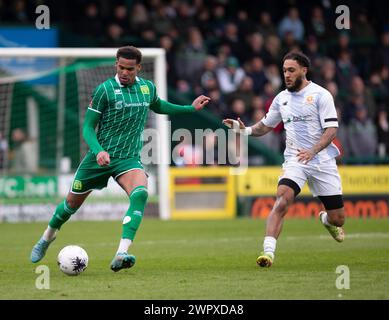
[30, 191, 91, 263]
[110, 169, 148, 272]
[318, 195, 345, 242]
[257, 182, 297, 267]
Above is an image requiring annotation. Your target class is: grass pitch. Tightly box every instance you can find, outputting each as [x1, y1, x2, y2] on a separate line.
[0, 218, 388, 300]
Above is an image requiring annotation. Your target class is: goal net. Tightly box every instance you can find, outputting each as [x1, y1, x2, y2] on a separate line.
[0, 48, 169, 221]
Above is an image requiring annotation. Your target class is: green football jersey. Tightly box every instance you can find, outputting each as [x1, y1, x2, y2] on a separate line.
[88, 75, 158, 159]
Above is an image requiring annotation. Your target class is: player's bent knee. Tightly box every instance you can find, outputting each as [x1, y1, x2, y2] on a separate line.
[273, 196, 290, 215]
[129, 186, 148, 204]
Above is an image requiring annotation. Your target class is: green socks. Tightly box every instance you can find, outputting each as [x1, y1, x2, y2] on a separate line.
[49, 200, 78, 229]
[122, 186, 148, 240]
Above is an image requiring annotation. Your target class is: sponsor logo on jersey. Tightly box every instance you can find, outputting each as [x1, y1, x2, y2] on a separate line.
[114, 89, 122, 94]
[115, 101, 149, 109]
[140, 85, 150, 94]
[285, 115, 312, 123]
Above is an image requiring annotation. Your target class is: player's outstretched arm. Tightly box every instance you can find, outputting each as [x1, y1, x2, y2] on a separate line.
[222, 117, 272, 137]
[150, 95, 210, 115]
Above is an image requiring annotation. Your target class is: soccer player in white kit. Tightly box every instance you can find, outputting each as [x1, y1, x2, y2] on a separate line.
[223, 51, 345, 267]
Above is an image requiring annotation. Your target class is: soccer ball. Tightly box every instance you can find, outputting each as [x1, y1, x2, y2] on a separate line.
[57, 245, 88, 276]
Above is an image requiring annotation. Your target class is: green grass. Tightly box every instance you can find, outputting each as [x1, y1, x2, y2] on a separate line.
[0, 218, 388, 300]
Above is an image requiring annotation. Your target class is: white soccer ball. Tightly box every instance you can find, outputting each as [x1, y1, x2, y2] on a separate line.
[57, 245, 88, 276]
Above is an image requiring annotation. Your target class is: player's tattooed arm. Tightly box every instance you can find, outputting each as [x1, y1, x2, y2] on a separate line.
[251, 120, 273, 137]
[297, 127, 337, 163]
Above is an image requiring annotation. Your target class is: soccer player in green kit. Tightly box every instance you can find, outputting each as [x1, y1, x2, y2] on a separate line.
[31, 46, 210, 271]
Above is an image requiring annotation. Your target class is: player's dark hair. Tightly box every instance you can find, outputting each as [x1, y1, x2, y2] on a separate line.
[116, 46, 142, 64]
[283, 51, 311, 69]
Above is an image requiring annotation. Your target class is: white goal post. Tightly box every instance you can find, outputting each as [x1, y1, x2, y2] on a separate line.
[0, 47, 170, 220]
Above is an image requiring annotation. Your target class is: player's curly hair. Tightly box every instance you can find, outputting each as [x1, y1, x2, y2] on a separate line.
[116, 46, 142, 64]
[283, 51, 311, 69]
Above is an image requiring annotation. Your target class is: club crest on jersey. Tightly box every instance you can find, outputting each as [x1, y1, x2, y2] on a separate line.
[305, 95, 314, 104]
[73, 180, 83, 191]
[140, 85, 150, 94]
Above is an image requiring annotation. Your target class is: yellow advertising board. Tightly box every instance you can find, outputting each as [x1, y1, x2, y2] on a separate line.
[237, 166, 389, 196]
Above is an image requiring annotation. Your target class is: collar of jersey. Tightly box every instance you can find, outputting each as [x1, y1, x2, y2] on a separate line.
[288, 80, 312, 95]
[114, 74, 140, 88]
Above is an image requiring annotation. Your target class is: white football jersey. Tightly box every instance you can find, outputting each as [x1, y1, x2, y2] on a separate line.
[261, 81, 340, 164]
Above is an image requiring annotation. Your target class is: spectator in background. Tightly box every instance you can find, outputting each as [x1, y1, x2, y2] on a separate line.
[306, 6, 326, 39]
[129, 2, 149, 38]
[195, 7, 212, 38]
[263, 34, 282, 65]
[217, 56, 245, 94]
[205, 88, 228, 116]
[256, 11, 277, 38]
[304, 35, 322, 69]
[347, 105, 378, 161]
[112, 4, 130, 34]
[174, 1, 196, 35]
[236, 9, 256, 41]
[10, 128, 38, 173]
[159, 35, 178, 87]
[12, 0, 29, 23]
[200, 55, 220, 94]
[101, 23, 126, 47]
[352, 10, 376, 39]
[151, 4, 174, 36]
[250, 95, 266, 113]
[330, 32, 352, 60]
[223, 97, 250, 125]
[348, 76, 377, 121]
[264, 63, 282, 92]
[175, 27, 208, 88]
[221, 22, 242, 61]
[336, 50, 359, 95]
[370, 68, 389, 156]
[314, 57, 336, 87]
[228, 76, 255, 110]
[372, 30, 389, 70]
[278, 7, 305, 43]
[210, 3, 226, 39]
[242, 32, 265, 63]
[247, 56, 268, 94]
[78, 2, 103, 37]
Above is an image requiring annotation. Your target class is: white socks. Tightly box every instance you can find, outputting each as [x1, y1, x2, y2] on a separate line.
[117, 238, 132, 254]
[263, 236, 277, 258]
[320, 211, 332, 227]
[42, 226, 57, 242]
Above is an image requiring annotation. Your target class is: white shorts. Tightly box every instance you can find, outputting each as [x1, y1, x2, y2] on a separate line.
[279, 158, 342, 197]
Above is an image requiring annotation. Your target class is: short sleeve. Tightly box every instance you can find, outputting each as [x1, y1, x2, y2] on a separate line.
[261, 96, 282, 128]
[88, 84, 108, 114]
[318, 91, 338, 128]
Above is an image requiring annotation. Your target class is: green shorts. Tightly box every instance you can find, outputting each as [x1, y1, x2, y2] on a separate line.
[71, 151, 145, 194]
